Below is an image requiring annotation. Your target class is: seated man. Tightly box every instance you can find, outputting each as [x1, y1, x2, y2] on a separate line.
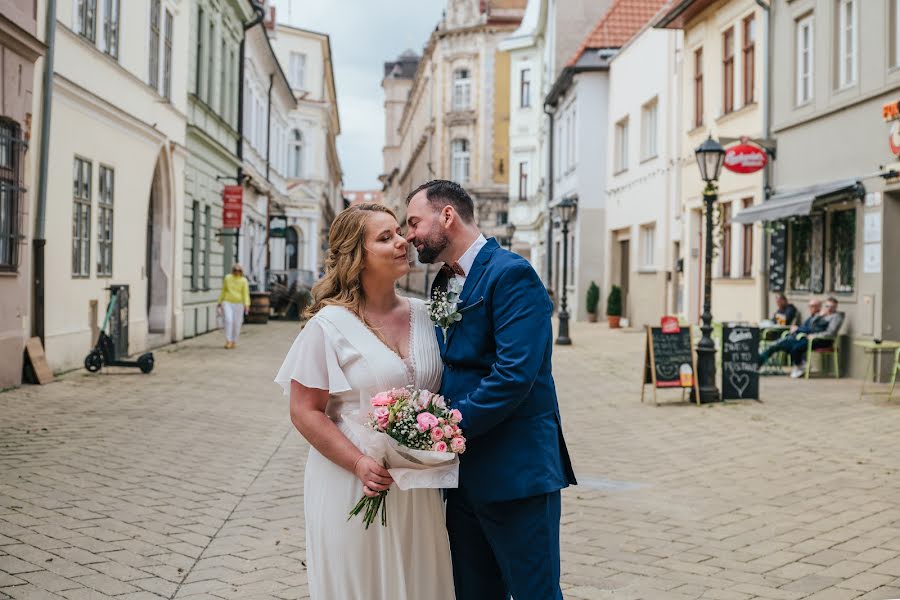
[773, 293, 799, 327]
[787, 297, 843, 378]
[758, 298, 824, 368]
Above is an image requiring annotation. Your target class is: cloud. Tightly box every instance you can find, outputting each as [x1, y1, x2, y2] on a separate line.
[273, 0, 445, 189]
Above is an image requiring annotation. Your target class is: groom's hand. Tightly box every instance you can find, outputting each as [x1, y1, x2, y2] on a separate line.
[354, 455, 393, 497]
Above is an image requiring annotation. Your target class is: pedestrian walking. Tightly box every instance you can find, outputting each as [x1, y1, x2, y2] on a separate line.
[218, 264, 250, 349]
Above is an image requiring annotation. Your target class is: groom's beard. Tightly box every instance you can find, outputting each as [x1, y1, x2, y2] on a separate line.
[415, 229, 450, 264]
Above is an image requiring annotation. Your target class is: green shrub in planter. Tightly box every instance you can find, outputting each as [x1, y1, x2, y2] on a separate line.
[606, 285, 622, 317]
[585, 281, 600, 314]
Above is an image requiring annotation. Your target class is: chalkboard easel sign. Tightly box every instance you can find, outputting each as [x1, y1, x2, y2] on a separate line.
[641, 325, 699, 406]
[721, 325, 761, 401]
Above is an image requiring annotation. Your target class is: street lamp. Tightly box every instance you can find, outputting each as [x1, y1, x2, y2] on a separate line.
[505, 222, 517, 251]
[554, 197, 577, 346]
[694, 135, 726, 403]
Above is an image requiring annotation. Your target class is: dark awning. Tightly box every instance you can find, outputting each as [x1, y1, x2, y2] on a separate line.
[733, 178, 864, 224]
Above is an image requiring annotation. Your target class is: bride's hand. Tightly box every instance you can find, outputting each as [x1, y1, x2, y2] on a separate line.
[353, 455, 393, 497]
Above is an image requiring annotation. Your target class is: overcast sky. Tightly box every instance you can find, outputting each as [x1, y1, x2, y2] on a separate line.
[272, 0, 446, 190]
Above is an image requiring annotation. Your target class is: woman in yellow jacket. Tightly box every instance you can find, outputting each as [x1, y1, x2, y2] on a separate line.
[217, 264, 251, 349]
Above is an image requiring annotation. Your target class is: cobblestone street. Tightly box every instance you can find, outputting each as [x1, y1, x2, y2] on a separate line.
[2, 319, 900, 600]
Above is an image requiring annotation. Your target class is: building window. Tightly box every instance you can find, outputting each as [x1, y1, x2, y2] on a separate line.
[837, 0, 857, 88]
[101, 0, 119, 58]
[641, 98, 658, 161]
[720, 202, 732, 277]
[789, 217, 812, 291]
[290, 52, 306, 89]
[743, 15, 755, 105]
[149, 0, 160, 90]
[0, 121, 24, 271]
[741, 197, 753, 277]
[220, 39, 228, 116]
[694, 47, 704, 128]
[290, 129, 303, 178]
[723, 27, 735, 115]
[893, 0, 900, 68]
[195, 7, 204, 96]
[452, 69, 471, 110]
[518, 161, 528, 201]
[75, 0, 97, 42]
[829, 208, 855, 292]
[97, 166, 114, 277]
[191, 201, 200, 290]
[641, 224, 655, 268]
[72, 157, 92, 277]
[568, 108, 576, 170]
[796, 15, 814, 104]
[520, 68, 531, 108]
[229, 49, 237, 124]
[614, 117, 629, 173]
[203, 205, 211, 289]
[163, 10, 173, 99]
[557, 120, 566, 174]
[451, 139, 470, 183]
[206, 20, 216, 105]
[496, 211, 508, 226]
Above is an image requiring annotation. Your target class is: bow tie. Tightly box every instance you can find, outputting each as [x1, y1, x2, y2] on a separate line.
[441, 262, 465, 277]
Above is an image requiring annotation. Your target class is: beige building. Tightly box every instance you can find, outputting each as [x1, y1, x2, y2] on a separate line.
[381, 0, 526, 295]
[268, 23, 343, 285]
[657, 0, 769, 325]
[0, 1, 45, 387]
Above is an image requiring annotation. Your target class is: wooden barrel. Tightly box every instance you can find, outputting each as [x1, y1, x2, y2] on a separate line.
[247, 292, 270, 324]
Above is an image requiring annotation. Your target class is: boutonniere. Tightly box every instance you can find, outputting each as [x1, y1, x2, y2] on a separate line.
[426, 278, 463, 344]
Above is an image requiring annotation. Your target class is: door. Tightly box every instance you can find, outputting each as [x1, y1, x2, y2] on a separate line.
[619, 239, 630, 318]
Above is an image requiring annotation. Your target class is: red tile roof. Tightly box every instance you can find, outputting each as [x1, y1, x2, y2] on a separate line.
[567, 0, 671, 67]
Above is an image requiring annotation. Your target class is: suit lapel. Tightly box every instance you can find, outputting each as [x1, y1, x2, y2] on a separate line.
[445, 239, 499, 349]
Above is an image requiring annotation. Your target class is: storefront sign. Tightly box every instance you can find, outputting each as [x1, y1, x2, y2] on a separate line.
[882, 100, 900, 156]
[723, 143, 767, 174]
[882, 100, 900, 122]
[222, 186, 243, 228]
[269, 216, 287, 238]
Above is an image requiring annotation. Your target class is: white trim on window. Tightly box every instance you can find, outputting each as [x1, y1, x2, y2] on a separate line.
[796, 14, 814, 105]
[838, 0, 857, 88]
[641, 98, 658, 161]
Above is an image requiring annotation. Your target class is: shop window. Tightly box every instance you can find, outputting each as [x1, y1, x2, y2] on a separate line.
[829, 208, 855, 292]
[789, 217, 812, 291]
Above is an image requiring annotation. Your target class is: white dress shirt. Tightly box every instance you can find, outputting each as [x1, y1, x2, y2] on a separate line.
[453, 234, 487, 286]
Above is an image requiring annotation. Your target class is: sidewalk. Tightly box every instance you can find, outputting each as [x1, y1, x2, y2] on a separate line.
[1, 319, 899, 599]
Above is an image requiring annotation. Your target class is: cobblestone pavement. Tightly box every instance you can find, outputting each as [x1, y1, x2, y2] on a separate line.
[2, 319, 900, 600]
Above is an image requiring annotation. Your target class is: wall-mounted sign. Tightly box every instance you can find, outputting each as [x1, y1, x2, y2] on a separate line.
[269, 216, 287, 238]
[723, 143, 767, 174]
[222, 186, 243, 228]
[882, 101, 900, 156]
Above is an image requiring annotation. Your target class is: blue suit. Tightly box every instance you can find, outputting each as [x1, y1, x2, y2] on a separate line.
[433, 238, 576, 600]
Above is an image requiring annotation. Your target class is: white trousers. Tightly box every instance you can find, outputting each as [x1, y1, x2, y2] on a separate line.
[222, 302, 245, 343]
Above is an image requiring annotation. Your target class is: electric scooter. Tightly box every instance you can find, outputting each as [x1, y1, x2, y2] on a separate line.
[84, 289, 154, 374]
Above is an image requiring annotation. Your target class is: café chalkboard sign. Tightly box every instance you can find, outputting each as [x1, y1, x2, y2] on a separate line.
[769, 226, 786, 292]
[642, 325, 699, 405]
[721, 325, 760, 401]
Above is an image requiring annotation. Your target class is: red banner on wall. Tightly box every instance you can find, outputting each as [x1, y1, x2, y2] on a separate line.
[222, 186, 243, 228]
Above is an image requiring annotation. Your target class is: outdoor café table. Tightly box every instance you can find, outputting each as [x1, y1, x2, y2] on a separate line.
[759, 325, 790, 375]
[854, 340, 900, 400]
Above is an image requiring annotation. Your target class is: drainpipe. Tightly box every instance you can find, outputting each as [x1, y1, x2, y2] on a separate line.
[265, 73, 273, 182]
[543, 104, 555, 289]
[755, 0, 772, 321]
[33, 0, 57, 346]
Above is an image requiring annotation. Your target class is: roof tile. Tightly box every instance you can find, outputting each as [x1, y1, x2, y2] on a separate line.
[567, 0, 671, 67]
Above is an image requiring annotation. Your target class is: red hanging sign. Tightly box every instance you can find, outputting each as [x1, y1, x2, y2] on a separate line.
[723, 143, 768, 174]
[222, 186, 243, 228]
[661, 315, 680, 334]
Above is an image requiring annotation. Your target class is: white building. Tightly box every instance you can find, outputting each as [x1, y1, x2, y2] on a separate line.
[43, 0, 189, 370]
[268, 23, 343, 285]
[605, 21, 683, 327]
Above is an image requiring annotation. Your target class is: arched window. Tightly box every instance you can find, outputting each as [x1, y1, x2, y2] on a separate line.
[452, 68, 471, 110]
[289, 129, 303, 178]
[451, 139, 470, 183]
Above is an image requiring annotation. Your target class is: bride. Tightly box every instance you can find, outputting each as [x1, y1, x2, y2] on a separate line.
[275, 203, 454, 599]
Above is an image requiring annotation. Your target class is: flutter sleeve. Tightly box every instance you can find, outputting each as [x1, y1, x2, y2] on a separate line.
[274, 317, 352, 396]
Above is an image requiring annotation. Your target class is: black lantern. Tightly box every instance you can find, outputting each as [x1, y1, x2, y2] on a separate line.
[695, 135, 726, 184]
[554, 197, 576, 345]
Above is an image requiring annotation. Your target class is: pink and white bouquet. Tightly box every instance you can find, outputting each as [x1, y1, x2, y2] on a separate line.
[347, 386, 465, 528]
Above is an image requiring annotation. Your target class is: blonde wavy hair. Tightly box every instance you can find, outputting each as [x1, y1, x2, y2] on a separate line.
[306, 203, 398, 319]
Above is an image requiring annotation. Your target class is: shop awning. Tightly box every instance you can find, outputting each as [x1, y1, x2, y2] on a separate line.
[733, 178, 864, 224]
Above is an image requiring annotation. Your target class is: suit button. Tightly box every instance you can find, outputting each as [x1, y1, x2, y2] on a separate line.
[447, 363, 454, 371]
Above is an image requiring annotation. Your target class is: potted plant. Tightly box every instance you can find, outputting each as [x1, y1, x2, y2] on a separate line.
[585, 281, 600, 323]
[606, 285, 622, 328]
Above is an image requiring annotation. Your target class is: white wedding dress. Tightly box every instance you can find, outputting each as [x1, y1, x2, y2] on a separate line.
[275, 298, 455, 600]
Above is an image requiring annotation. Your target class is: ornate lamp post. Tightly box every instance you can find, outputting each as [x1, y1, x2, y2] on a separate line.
[505, 222, 517, 251]
[554, 197, 576, 346]
[694, 135, 726, 403]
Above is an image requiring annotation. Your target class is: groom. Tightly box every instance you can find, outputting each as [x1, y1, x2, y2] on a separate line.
[406, 180, 576, 600]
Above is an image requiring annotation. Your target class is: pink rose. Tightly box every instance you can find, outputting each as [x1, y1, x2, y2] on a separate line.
[443, 425, 453, 438]
[417, 390, 432, 409]
[449, 409, 463, 424]
[433, 441, 448, 453]
[450, 436, 466, 453]
[431, 395, 447, 409]
[416, 412, 440, 432]
[371, 392, 394, 407]
[373, 407, 390, 430]
[430, 427, 444, 441]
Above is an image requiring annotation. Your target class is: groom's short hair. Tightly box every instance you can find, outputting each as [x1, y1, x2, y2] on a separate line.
[405, 180, 475, 224]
